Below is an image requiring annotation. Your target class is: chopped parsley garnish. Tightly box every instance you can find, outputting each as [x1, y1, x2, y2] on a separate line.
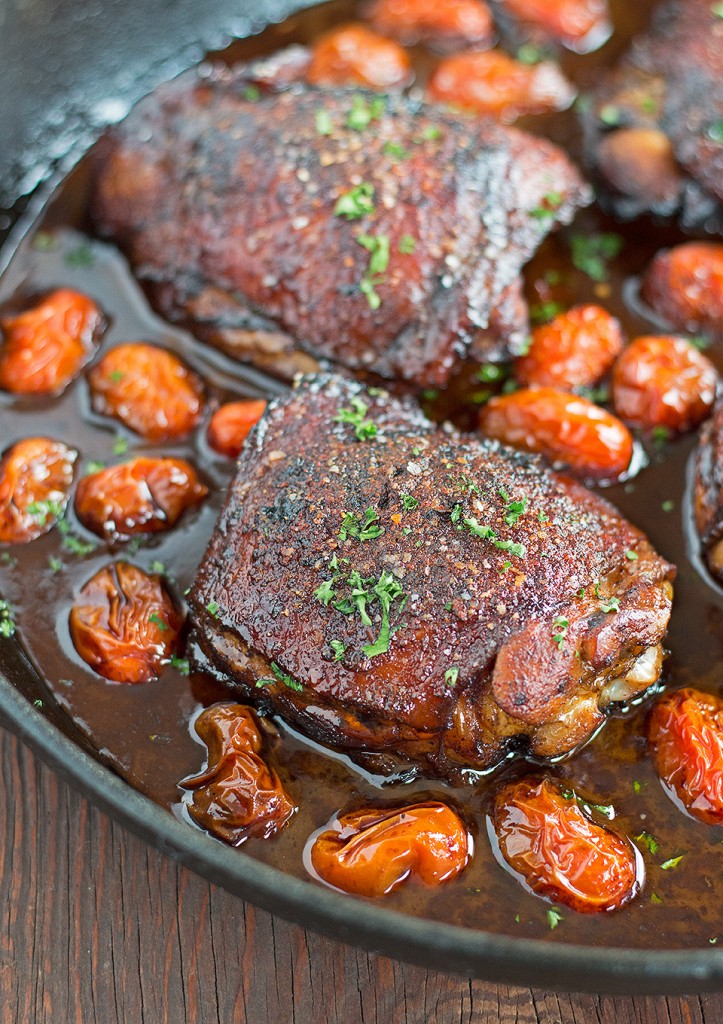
[170, 654, 190, 675]
[61, 533, 97, 556]
[416, 125, 443, 142]
[453, 509, 526, 559]
[243, 85, 261, 102]
[257, 661, 303, 692]
[357, 232, 390, 310]
[26, 498, 64, 525]
[477, 363, 506, 383]
[108, 370, 125, 383]
[635, 831, 660, 855]
[708, 120, 723, 143]
[598, 595, 620, 614]
[713, 2, 723, 17]
[85, 459, 106, 474]
[316, 567, 407, 658]
[150, 560, 166, 574]
[633, 780, 642, 794]
[315, 109, 333, 135]
[346, 94, 385, 131]
[206, 600, 220, 618]
[661, 855, 684, 870]
[398, 234, 416, 255]
[32, 231, 58, 251]
[661, 499, 675, 513]
[149, 612, 168, 631]
[329, 639, 346, 662]
[651, 892, 664, 905]
[65, 243, 95, 267]
[530, 300, 565, 325]
[334, 182, 375, 220]
[569, 232, 623, 282]
[113, 436, 129, 456]
[547, 908, 563, 930]
[361, 572, 406, 657]
[314, 577, 338, 605]
[0, 600, 16, 639]
[531, 191, 564, 220]
[500, 491, 528, 526]
[401, 494, 419, 512]
[538, 511, 550, 523]
[625, 550, 638, 561]
[383, 140, 409, 160]
[552, 617, 569, 650]
[517, 42, 544, 65]
[599, 104, 621, 126]
[334, 395, 378, 441]
[444, 665, 459, 687]
[338, 507, 385, 542]
[48, 556, 63, 574]
[652, 425, 670, 447]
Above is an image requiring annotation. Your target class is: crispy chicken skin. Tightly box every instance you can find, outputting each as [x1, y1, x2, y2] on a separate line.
[92, 61, 590, 388]
[582, 0, 723, 229]
[189, 375, 674, 779]
[694, 395, 723, 583]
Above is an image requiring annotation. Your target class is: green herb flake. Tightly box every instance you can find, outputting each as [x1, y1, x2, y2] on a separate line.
[315, 109, 334, 135]
[398, 234, 416, 255]
[329, 639, 346, 662]
[108, 370, 125, 384]
[113, 436, 129, 456]
[32, 230, 59, 251]
[346, 94, 385, 131]
[383, 140, 409, 160]
[170, 654, 190, 675]
[599, 104, 621, 126]
[358, 231, 390, 272]
[501, 492, 528, 526]
[530, 300, 565, 325]
[206, 600, 220, 618]
[599, 595, 621, 614]
[444, 665, 459, 687]
[48, 556, 63, 574]
[416, 124, 443, 142]
[635, 831, 660, 855]
[334, 182, 375, 220]
[339, 507, 385, 543]
[569, 232, 623, 282]
[552, 616, 569, 650]
[530, 191, 564, 220]
[633, 780, 642, 794]
[660, 855, 684, 870]
[334, 395, 378, 441]
[547, 908, 563, 930]
[26, 498, 64, 525]
[85, 459, 106, 474]
[314, 577, 337, 605]
[517, 42, 544, 65]
[33, 698, 43, 708]
[708, 120, 723, 143]
[65, 243, 95, 268]
[538, 511, 550, 523]
[0, 600, 16, 639]
[401, 494, 419, 512]
[625, 550, 639, 561]
[661, 499, 675, 513]
[362, 571, 406, 658]
[652, 425, 670, 447]
[243, 84, 261, 103]
[149, 612, 168, 631]
[270, 661, 303, 692]
[651, 892, 664, 905]
[713, 2, 723, 17]
[62, 534, 97, 556]
[477, 363, 506, 383]
[150, 560, 166, 575]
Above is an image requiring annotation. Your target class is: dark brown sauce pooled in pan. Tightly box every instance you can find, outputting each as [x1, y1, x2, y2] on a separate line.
[0, 0, 721, 949]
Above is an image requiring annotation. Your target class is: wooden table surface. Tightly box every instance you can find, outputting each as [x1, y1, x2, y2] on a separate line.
[0, 727, 719, 1024]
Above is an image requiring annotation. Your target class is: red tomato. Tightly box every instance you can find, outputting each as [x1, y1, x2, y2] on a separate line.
[183, 703, 296, 844]
[69, 562, 182, 683]
[515, 305, 624, 390]
[0, 289, 104, 395]
[641, 242, 723, 334]
[309, 801, 470, 897]
[611, 335, 717, 433]
[367, 0, 494, 49]
[647, 688, 723, 826]
[0, 438, 77, 544]
[427, 50, 574, 120]
[502, 0, 610, 52]
[207, 400, 268, 458]
[88, 343, 204, 442]
[307, 23, 412, 89]
[492, 778, 641, 913]
[75, 457, 208, 542]
[478, 386, 633, 480]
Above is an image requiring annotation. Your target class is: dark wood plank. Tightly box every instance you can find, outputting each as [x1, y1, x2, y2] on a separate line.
[0, 726, 719, 1024]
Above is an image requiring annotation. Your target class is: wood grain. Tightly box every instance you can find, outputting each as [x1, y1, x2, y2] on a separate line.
[0, 726, 719, 1024]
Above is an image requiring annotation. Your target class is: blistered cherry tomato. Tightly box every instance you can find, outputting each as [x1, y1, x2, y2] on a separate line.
[502, 0, 610, 53]
[611, 335, 717, 433]
[307, 24, 412, 89]
[88, 342, 204, 441]
[515, 305, 624, 391]
[641, 242, 723, 334]
[75, 457, 208, 543]
[207, 400, 268, 458]
[69, 561, 182, 683]
[427, 51, 574, 120]
[367, 0, 494, 49]
[478, 386, 633, 480]
[492, 778, 641, 913]
[182, 704, 296, 844]
[309, 801, 470, 897]
[0, 289, 104, 395]
[647, 688, 723, 826]
[0, 438, 77, 544]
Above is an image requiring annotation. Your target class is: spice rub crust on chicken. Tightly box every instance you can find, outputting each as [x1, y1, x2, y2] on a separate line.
[694, 395, 723, 583]
[189, 375, 675, 780]
[92, 62, 590, 388]
[582, 0, 723, 229]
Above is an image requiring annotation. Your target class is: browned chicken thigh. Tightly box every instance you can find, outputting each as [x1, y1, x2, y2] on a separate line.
[92, 62, 590, 388]
[189, 375, 674, 780]
[694, 395, 723, 583]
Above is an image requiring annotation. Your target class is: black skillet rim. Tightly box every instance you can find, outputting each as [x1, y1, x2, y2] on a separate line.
[1, 169, 722, 997]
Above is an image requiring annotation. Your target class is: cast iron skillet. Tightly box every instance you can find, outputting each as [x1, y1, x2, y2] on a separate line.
[1, 0, 722, 995]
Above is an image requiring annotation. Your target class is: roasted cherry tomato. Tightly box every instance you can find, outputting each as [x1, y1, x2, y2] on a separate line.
[309, 801, 470, 897]
[492, 778, 642, 913]
[182, 703, 296, 844]
[0, 438, 77, 545]
[501, 0, 610, 53]
[307, 24, 412, 89]
[88, 342, 204, 442]
[515, 305, 624, 391]
[0, 289, 105, 395]
[427, 50, 574, 120]
[611, 335, 717, 433]
[207, 400, 268, 458]
[74, 457, 208, 543]
[647, 688, 723, 826]
[367, 0, 494, 49]
[641, 242, 723, 335]
[478, 386, 633, 480]
[69, 561, 182, 683]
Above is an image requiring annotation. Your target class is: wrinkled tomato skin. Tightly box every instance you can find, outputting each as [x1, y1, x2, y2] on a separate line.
[611, 335, 717, 433]
[307, 23, 412, 89]
[492, 778, 642, 913]
[69, 562, 182, 683]
[207, 400, 268, 459]
[0, 289, 105, 395]
[515, 305, 624, 391]
[75, 457, 208, 543]
[88, 342, 204, 442]
[427, 51, 574, 120]
[478, 387, 633, 480]
[182, 703, 296, 844]
[309, 801, 470, 897]
[647, 688, 723, 826]
[0, 438, 77, 544]
[642, 242, 723, 334]
[367, 0, 494, 49]
[503, 0, 610, 52]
